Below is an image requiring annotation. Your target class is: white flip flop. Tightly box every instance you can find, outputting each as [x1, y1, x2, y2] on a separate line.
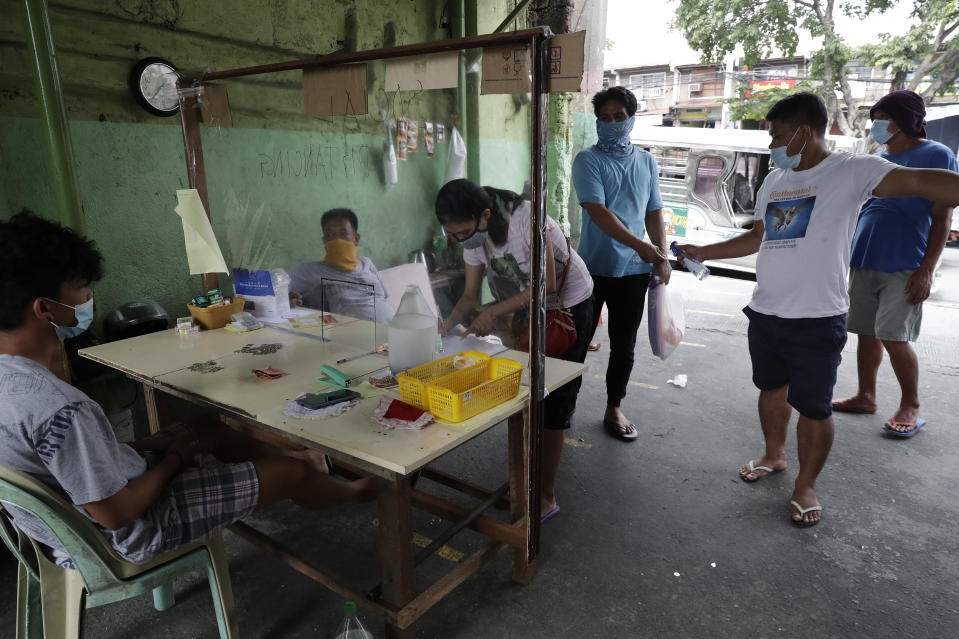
[790, 500, 823, 527]
[740, 459, 780, 482]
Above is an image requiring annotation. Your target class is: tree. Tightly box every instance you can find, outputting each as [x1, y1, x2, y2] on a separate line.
[856, 1, 959, 103]
[722, 80, 816, 123]
[673, 0, 896, 136]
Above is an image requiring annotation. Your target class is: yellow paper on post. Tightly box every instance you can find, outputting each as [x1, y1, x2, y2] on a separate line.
[174, 189, 229, 274]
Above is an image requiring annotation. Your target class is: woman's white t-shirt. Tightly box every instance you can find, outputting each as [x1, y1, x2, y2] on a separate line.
[462, 201, 593, 309]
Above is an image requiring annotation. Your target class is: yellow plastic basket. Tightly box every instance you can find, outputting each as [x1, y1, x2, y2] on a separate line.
[397, 351, 490, 410]
[427, 358, 524, 423]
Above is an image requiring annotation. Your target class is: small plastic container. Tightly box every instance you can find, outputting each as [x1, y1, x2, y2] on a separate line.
[333, 600, 372, 639]
[670, 241, 710, 281]
[187, 298, 245, 330]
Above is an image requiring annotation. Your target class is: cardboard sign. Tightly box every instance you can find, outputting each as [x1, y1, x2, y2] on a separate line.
[199, 83, 233, 127]
[233, 268, 275, 296]
[303, 64, 368, 117]
[384, 52, 459, 91]
[481, 45, 530, 94]
[548, 31, 586, 93]
[481, 32, 586, 94]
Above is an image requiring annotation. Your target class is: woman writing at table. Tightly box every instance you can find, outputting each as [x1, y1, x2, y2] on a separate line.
[435, 179, 594, 523]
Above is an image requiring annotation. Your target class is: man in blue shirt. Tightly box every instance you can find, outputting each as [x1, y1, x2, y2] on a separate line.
[572, 86, 670, 441]
[833, 90, 957, 438]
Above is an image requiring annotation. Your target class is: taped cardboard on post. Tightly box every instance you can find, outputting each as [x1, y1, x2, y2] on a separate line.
[481, 45, 530, 95]
[548, 31, 586, 93]
[384, 52, 458, 91]
[199, 84, 233, 127]
[303, 64, 368, 117]
[481, 32, 587, 94]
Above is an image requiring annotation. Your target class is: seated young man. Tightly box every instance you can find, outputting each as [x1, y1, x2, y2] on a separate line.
[0, 211, 376, 568]
[289, 208, 394, 323]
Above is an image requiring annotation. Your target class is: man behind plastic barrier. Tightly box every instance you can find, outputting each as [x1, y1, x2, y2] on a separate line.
[832, 90, 957, 439]
[675, 92, 959, 527]
[571, 85, 670, 443]
[289, 208, 394, 323]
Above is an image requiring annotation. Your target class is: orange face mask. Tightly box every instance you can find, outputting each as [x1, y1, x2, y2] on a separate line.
[323, 239, 359, 272]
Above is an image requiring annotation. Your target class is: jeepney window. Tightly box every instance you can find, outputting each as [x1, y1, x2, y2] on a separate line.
[731, 154, 758, 215]
[693, 156, 724, 210]
[647, 146, 688, 179]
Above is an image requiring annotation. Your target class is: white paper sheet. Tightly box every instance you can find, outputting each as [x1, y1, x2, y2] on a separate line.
[174, 189, 229, 274]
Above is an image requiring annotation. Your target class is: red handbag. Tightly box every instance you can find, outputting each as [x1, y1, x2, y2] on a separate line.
[512, 239, 577, 358]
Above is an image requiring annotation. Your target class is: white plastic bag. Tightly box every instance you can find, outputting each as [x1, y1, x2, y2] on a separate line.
[647, 280, 685, 360]
[445, 126, 467, 183]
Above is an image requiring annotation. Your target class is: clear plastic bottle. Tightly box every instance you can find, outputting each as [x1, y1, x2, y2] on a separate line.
[333, 600, 373, 639]
[669, 241, 710, 281]
[388, 284, 437, 374]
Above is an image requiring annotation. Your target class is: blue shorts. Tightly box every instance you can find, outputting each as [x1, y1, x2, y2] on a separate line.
[743, 307, 847, 420]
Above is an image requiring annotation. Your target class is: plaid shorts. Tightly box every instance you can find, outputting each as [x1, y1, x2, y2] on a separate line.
[156, 460, 259, 551]
[147, 423, 259, 553]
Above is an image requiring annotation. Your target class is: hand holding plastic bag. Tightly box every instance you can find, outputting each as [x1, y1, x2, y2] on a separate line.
[647, 277, 685, 360]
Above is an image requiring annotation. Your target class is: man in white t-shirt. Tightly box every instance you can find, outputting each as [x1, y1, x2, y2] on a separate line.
[676, 92, 959, 527]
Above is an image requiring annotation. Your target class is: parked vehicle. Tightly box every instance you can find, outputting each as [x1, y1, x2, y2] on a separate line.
[632, 126, 862, 273]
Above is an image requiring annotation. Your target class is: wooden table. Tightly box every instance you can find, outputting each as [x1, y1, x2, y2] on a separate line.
[80, 315, 585, 637]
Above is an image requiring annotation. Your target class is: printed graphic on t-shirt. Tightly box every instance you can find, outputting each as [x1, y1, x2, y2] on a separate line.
[763, 195, 816, 247]
[489, 253, 527, 301]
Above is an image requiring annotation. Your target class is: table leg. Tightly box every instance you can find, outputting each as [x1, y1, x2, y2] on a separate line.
[143, 384, 168, 435]
[508, 411, 534, 584]
[378, 474, 415, 638]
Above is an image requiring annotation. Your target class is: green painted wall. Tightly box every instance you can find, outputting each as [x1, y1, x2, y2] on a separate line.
[0, 0, 532, 327]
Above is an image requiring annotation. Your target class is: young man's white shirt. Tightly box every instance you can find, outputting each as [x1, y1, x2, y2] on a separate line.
[749, 152, 897, 319]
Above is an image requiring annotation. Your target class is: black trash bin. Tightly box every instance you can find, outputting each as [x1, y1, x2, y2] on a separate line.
[104, 299, 171, 342]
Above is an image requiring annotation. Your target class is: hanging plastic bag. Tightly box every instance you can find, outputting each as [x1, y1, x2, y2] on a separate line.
[382, 117, 398, 186]
[647, 278, 685, 360]
[445, 126, 467, 183]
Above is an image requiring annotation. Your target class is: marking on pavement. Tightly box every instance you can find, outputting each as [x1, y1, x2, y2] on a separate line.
[372, 519, 464, 562]
[688, 309, 736, 317]
[564, 437, 592, 448]
[680, 341, 706, 347]
[594, 374, 658, 390]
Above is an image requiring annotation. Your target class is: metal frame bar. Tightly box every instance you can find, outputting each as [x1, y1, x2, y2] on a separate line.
[174, 29, 554, 637]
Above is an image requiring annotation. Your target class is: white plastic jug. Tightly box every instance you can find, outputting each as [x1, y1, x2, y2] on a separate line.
[388, 284, 436, 374]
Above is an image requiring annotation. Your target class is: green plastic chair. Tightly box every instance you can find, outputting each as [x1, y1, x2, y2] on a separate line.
[0, 464, 239, 638]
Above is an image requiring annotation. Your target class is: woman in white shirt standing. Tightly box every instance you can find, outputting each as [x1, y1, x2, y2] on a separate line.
[435, 179, 594, 524]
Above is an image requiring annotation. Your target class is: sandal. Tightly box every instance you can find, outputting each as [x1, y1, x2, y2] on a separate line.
[603, 420, 637, 441]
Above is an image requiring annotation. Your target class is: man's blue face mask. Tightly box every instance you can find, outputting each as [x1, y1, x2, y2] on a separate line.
[870, 119, 895, 145]
[595, 117, 635, 156]
[45, 296, 94, 340]
[769, 127, 806, 170]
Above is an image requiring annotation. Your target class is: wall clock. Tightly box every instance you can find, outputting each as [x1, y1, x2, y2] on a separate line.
[130, 57, 180, 117]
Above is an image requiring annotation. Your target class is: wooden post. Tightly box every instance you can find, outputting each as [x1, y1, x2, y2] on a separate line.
[377, 475, 415, 638]
[177, 83, 219, 292]
[508, 410, 534, 584]
[142, 385, 168, 435]
[526, 29, 552, 562]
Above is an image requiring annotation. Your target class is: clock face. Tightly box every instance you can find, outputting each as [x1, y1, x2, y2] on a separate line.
[131, 58, 180, 116]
